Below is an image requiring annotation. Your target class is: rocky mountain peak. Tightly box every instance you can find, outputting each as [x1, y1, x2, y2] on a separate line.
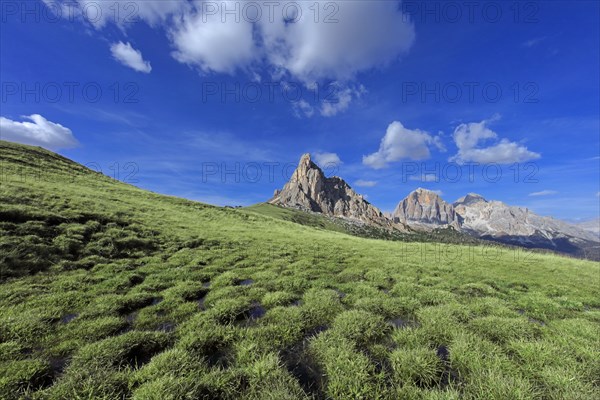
[269, 153, 402, 230]
[392, 188, 461, 229]
[454, 193, 487, 206]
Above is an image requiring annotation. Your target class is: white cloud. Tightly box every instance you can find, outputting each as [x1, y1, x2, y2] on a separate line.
[320, 84, 366, 117]
[110, 42, 152, 73]
[450, 116, 540, 164]
[168, 0, 414, 115]
[410, 174, 438, 182]
[292, 99, 314, 118]
[0, 114, 78, 150]
[258, 1, 415, 83]
[313, 152, 342, 166]
[529, 190, 558, 197]
[43, 0, 188, 28]
[44, 1, 416, 117]
[170, 2, 257, 74]
[363, 121, 445, 169]
[522, 37, 546, 47]
[354, 180, 377, 188]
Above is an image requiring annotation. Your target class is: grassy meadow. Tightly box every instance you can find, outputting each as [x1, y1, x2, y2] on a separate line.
[1, 140, 599, 399]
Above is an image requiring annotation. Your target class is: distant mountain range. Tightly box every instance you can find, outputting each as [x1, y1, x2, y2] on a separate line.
[270, 154, 600, 260]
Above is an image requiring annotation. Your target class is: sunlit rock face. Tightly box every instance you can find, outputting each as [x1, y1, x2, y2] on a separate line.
[269, 154, 402, 230]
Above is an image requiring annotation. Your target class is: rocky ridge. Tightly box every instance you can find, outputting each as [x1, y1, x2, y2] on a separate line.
[269, 154, 404, 231]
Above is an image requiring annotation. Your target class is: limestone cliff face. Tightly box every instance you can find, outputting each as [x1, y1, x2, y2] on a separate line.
[269, 154, 399, 229]
[392, 188, 461, 229]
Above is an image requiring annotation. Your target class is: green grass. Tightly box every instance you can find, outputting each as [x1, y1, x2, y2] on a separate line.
[1, 140, 599, 399]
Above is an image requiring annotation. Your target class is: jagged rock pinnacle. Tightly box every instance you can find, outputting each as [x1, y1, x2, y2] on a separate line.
[269, 154, 402, 229]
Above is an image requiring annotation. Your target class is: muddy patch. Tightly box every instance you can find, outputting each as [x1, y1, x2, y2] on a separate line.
[305, 325, 329, 338]
[49, 356, 68, 376]
[198, 296, 206, 310]
[387, 317, 419, 329]
[151, 297, 163, 306]
[436, 345, 458, 388]
[206, 349, 231, 369]
[123, 345, 162, 370]
[248, 303, 266, 320]
[237, 303, 266, 326]
[239, 279, 254, 286]
[528, 317, 545, 326]
[281, 328, 327, 399]
[156, 322, 176, 333]
[60, 313, 78, 324]
[334, 289, 346, 299]
[117, 312, 137, 334]
[291, 300, 303, 307]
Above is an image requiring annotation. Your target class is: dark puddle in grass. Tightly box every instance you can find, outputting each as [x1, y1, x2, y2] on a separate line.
[207, 349, 231, 368]
[237, 303, 266, 326]
[60, 313, 78, 324]
[156, 322, 176, 333]
[151, 297, 163, 305]
[436, 345, 459, 389]
[202, 281, 211, 288]
[28, 356, 69, 391]
[334, 289, 346, 299]
[117, 312, 137, 334]
[124, 345, 162, 370]
[248, 303, 266, 320]
[239, 279, 254, 286]
[198, 296, 206, 310]
[281, 325, 329, 399]
[49, 356, 68, 376]
[291, 299, 303, 307]
[528, 317, 545, 326]
[387, 317, 419, 329]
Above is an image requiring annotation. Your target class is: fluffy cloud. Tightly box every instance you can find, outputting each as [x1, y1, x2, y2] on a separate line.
[0, 115, 78, 150]
[320, 84, 366, 117]
[410, 174, 438, 182]
[313, 152, 342, 167]
[354, 180, 377, 188]
[363, 121, 445, 169]
[292, 100, 315, 118]
[258, 1, 415, 83]
[43, 0, 188, 28]
[529, 190, 558, 197]
[110, 42, 152, 73]
[43, 1, 416, 116]
[450, 117, 540, 164]
[170, 2, 257, 74]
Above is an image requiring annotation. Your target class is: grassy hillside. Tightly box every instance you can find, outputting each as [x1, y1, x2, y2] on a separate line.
[1, 140, 599, 399]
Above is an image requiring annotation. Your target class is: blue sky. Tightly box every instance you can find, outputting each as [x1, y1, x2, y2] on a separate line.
[1, 0, 599, 220]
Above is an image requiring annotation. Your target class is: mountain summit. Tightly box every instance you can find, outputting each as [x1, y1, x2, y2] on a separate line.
[269, 154, 398, 229]
[392, 188, 461, 229]
[401, 189, 599, 258]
